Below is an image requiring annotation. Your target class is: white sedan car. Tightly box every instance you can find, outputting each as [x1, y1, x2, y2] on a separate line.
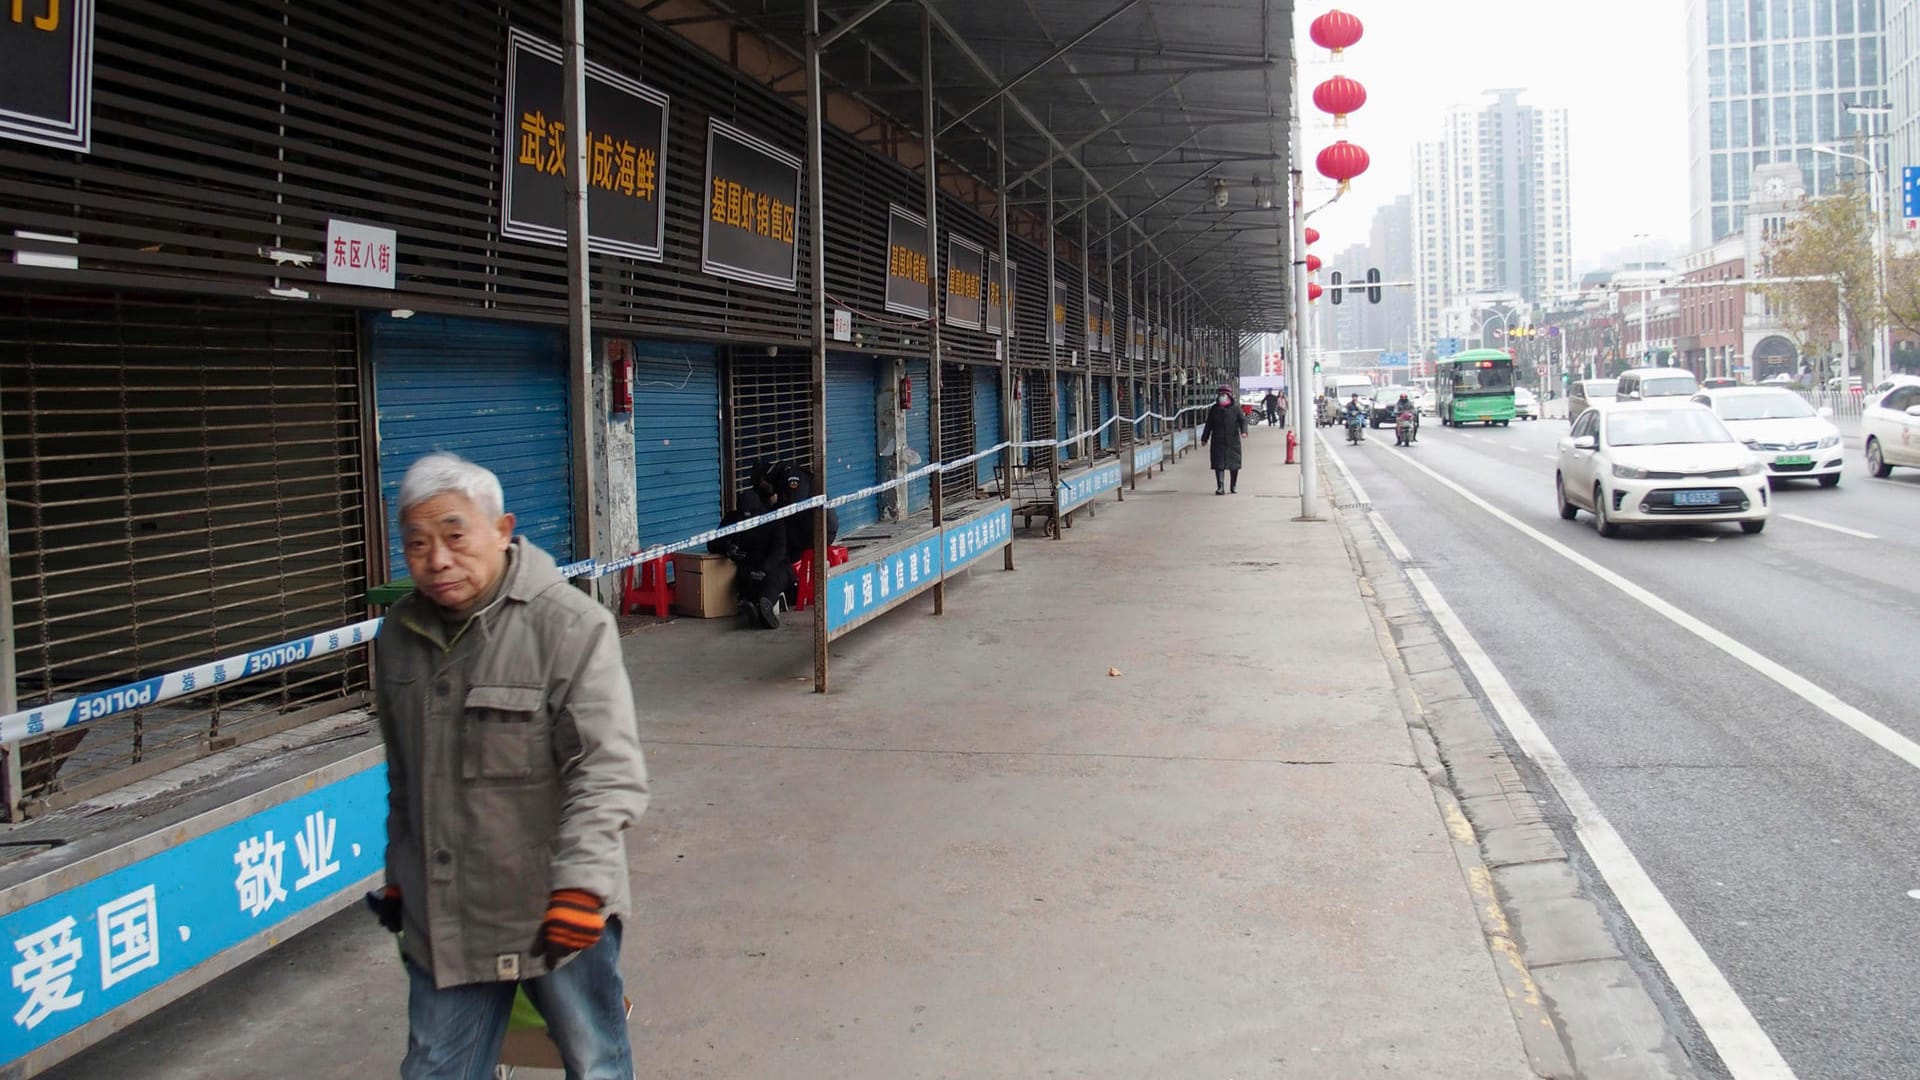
[1556, 401, 1770, 536]
[1863, 376, 1920, 477]
[1692, 386, 1844, 487]
[1513, 386, 1539, 420]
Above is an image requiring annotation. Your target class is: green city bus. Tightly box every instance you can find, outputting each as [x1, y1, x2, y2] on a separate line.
[1435, 348, 1517, 427]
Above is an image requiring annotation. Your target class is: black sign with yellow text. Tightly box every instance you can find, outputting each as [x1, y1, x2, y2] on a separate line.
[884, 206, 930, 318]
[703, 119, 802, 290]
[502, 28, 669, 261]
[945, 238, 983, 329]
[1, 0, 94, 151]
[985, 255, 1015, 336]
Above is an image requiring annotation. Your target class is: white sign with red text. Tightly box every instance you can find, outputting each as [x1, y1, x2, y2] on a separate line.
[325, 220, 396, 289]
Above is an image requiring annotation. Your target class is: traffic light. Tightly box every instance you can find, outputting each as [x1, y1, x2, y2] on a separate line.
[1329, 270, 1343, 306]
[1313, 361, 1322, 375]
[1366, 268, 1382, 304]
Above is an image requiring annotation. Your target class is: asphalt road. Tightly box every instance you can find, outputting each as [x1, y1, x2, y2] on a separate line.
[1327, 412, 1920, 1080]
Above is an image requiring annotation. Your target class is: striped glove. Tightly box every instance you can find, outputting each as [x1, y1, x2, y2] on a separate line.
[535, 889, 605, 965]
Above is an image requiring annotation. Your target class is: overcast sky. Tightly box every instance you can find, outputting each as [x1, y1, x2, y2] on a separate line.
[1296, 0, 1692, 272]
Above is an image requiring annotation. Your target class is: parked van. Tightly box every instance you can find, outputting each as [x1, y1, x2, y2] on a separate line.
[1616, 367, 1700, 401]
[1319, 375, 1375, 425]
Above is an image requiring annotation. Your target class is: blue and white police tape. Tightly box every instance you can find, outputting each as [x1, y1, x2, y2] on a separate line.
[0, 618, 386, 747]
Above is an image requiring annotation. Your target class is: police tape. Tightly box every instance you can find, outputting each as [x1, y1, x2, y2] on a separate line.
[0, 421, 1210, 745]
[0, 618, 387, 748]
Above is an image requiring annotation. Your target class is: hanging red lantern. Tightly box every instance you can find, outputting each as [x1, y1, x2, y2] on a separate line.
[1316, 140, 1370, 193]
[1304, 226, 1320, 246]
[1312, 75, 1367, 127]
[1306, 253, 1323, 273]
[1309, 9, 1364, 54]
[1308, 282, 1324, 302]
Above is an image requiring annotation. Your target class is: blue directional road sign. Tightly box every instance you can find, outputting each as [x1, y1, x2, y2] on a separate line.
[1380, 351, 1409, 368]
[1905, 166, 1920, 232]
[1434, 337, 1461, 359]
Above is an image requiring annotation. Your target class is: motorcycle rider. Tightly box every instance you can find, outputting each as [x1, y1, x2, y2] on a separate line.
[1344, 394, 1367, 442]
[1394, 391, 1418, 445]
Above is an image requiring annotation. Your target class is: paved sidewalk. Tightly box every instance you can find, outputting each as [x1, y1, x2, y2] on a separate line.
[44, 429, 1543, 1079]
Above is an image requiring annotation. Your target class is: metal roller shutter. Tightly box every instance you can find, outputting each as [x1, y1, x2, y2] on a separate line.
[631, 343, 721, 549]
[371, 314, 572, 578]
[939, 363, 974, 508]
[904, 360, 931, 514]
[0, 290, 368, 809]
[1057, 373, 1078, 462]
[1098, 380, 1116, 451]
[727, 349, 810, 495]
[974, 367, 1002, 487]
[826, 355, 880, 533]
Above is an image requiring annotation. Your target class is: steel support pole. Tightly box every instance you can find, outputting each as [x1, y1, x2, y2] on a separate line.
[1107, 202, 1120, 498]
[561, 0, 599, 594]
[1125, 250, 1138, 492]
[805, 0, 831, 691]
[922, 9, 946, 613]
[1291, 161, 1321, 520]
[998, 97, 1015, 570]
[1080, 171, 1093, 464]
[1046, 147, 1061, 536]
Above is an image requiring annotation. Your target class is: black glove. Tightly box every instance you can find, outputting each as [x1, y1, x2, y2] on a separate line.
[365, 885, 403, 934]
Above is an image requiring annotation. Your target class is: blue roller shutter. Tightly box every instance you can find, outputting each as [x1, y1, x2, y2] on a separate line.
[826, 354, 880, 533]
[1057, 373, 1076, 462]
[1098, 381, 1115, 450]
[974, 367, 1002, 486]
[371, 313, 571, 578]
[631, 342, 721, 550]
[905, 359, 931, 513]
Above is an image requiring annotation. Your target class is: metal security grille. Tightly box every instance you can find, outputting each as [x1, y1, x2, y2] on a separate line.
[1024, 372, 1055, 469]
[0, 291, 368, 813]
[726, 348, 811, 498]
[938, 362, 975, 508]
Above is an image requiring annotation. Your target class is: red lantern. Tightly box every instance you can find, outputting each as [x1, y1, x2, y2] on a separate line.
[1304, 226, 1320, 246]
[1316, 140, 1370, 193]
[1312, 75, 1367, 127]
[1306, 253, 1323, 273]
[1309, 9, 1364, 54]
[1308, 282, 1324, 302]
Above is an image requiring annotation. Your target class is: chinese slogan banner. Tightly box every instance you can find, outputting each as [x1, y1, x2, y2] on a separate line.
[702, 119, 802, 290]
[985, 254, 1015, 337]
[884, 205, 930, 319]
[944, 238, 983, 330]
[501, 28, 669, 262]
[0, 764, 385, 1062]
[1, 0, 95, 151]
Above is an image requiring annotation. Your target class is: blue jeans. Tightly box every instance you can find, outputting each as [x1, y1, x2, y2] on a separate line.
[402, 921, 633, 1080]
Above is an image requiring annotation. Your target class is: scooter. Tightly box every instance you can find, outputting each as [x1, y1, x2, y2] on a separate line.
[1346, 411, 1366, 445]
[1394, 408, 1418, 447]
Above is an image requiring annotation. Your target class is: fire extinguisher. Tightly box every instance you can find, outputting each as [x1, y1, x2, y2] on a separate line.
[899, 374, 913, 411]
[609, 341, 633, 415]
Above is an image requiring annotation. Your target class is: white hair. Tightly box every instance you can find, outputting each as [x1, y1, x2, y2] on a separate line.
[398, 452, 505, 521]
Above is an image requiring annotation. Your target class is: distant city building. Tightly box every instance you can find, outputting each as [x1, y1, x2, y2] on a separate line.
[1316, 198, 1416, 365]
[1685, 0, 1890, 249]
[1411, 89, 1573, 347]
[1892, 0, 1918, 241]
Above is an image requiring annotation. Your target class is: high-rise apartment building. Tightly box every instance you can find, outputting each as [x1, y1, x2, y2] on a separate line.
[1409, 90, 1574, 346]
[1686, 0, 1890, 249]
[1891, 0, 1917, 232]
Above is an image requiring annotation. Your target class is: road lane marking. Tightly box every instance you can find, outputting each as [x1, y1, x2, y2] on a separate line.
[1541, 454, 1557, 461]
[1322, 439, 1798, 1080]
[1691, 535, 1721, 543]
[1338, 437, 1920, 774]
[1779, 513, 1879, 540]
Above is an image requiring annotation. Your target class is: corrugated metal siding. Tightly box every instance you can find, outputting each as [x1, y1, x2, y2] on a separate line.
[371, 313, 571, 577]
[974, 367, 1002, 487]
[825, 354, 879, 533]
[632, 343, 721, 549]
[905, 360, 931, 513]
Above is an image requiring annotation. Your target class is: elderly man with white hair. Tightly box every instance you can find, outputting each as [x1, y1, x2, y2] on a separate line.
[367, 451, 647, 1079]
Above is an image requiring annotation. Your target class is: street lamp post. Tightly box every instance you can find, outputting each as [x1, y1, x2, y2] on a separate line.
[1815, 121, 1890, 388]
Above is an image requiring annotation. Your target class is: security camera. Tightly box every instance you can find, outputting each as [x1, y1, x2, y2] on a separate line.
[766, 345, 778, 357]
[1212, 178, 1230, 209]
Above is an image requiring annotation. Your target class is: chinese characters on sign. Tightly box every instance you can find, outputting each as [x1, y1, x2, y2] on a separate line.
[985, 255, 1015, 337]
[325, 220, 396, 289]
[0, 771, 383, 1061]
[0, 0, 94, 152]
[884, 205, 931, 318]
[501, 28, 670, 262]
[826, 533, 946, 634]
[702, 119, 803, 290]
[1058, 464, 1123, 513]
[940, 506, 1013, 576]
[944, 238, 984, 330]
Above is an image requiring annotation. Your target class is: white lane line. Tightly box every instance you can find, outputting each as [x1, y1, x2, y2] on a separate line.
[1358, 442, 1920, 773]
[1780, 513, 1879, 540]
[1691, 535, 1722, 543]
[1321, 440, 1797, 1079]
[1541, 453, 1558, 461]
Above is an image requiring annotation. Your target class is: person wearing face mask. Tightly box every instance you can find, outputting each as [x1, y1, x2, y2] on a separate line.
[1200, 384, 1249, 495]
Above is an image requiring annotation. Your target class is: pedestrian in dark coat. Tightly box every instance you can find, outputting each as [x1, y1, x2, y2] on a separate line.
[1262, 390, 1281, 427]
[1200, 385, 1249, 494]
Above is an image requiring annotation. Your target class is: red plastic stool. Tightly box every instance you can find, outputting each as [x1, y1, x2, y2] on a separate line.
[620, 556, 672, 618]
[789, 545, 851, 612]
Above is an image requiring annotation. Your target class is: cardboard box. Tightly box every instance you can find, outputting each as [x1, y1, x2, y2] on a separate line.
[671, 553, 737, 618]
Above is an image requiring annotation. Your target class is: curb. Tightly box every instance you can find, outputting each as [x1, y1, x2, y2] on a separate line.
[1324, 459, 1701, 1080]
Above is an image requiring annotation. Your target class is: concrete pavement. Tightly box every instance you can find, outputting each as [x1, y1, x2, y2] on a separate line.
[40, 427, 1672, 1079]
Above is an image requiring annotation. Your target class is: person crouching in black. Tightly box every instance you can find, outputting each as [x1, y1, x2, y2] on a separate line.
[709, 482, 789, 629]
